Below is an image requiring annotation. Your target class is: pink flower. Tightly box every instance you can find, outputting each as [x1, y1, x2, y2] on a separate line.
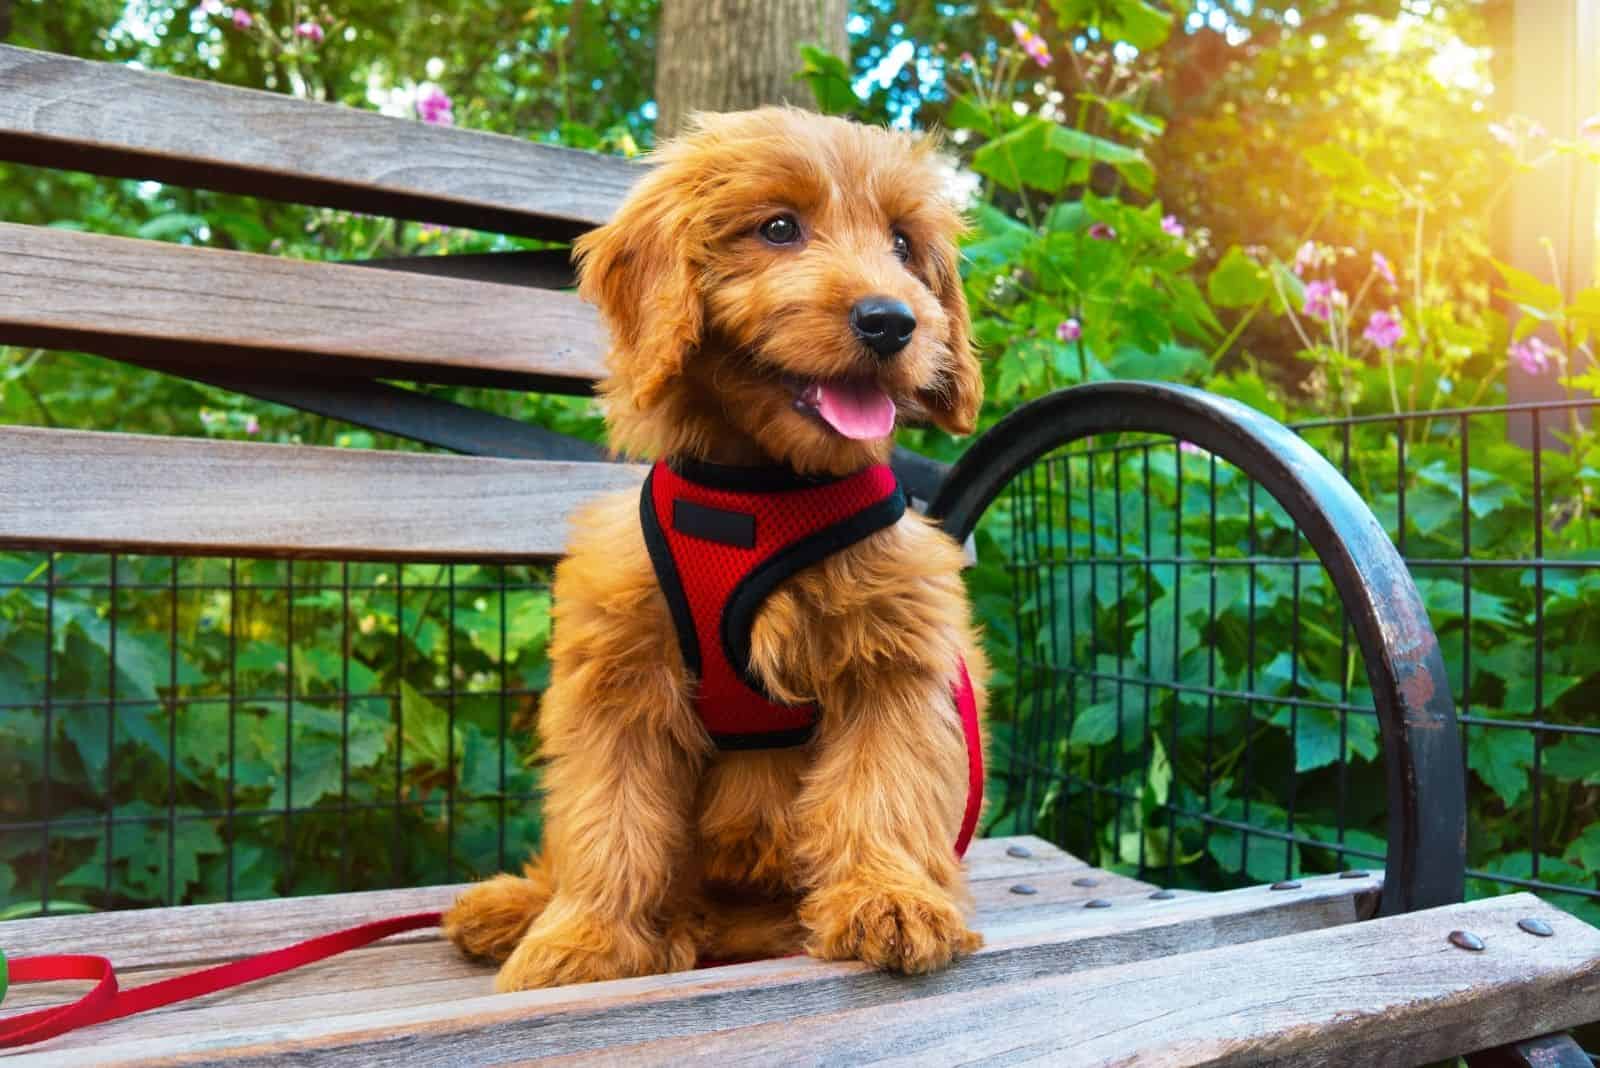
[416, 84, 454, 126]
[244, 415, 260, 435]
[1179, 440, 1206, 456]
[958, 52, 974, 67]
[1088, 222, 1117, 241]
[1292, 240, 1318, 277]
[1303, 279, 1346, 322]
[1372, 251, 1395, 286]
[1362, 310, 1403, 349]
[1510, 337, 1555, 375]
[231, 8, 252, 28]
[294, 20, 324, 43]
[1582, 114, 1600, 141]
[1057, 318, 1082, 342]
[1010, 19, 1051, 68]
[1160, 215, 1185, 238]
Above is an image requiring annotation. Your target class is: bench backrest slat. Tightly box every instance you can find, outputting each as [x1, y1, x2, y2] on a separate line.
[0, 426, 644, 561]
[0, 44, 638, 241]
[0, 222, 608, 392]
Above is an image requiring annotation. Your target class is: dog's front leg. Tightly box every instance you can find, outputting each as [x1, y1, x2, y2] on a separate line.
[794, 667, 982, 975]
[494, 669, 703, 992]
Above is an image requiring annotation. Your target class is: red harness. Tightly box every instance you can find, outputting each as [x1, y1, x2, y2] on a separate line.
[641, 458, 983, 855]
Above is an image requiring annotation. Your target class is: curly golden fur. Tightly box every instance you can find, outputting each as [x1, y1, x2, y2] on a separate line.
[442, 107, 989, 991]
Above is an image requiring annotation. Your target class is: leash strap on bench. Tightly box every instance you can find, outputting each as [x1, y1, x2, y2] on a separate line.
[0, 672, 981, 1051]
[0, 911, 443, 1049]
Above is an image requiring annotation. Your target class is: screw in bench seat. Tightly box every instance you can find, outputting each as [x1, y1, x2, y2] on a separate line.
[1271, 880, 1302, 890]
[1072, 877, 1099, 887]
[1084, 899, 1112, 909]
[1005, 844, 1033, 859]
[1518, 918, 1554, 937]
[1339, 870, 1370, 879]
[1009, 883, 1038, 895]
[1449, 930, 1486, 951]
[1149, 889, 1177, 900]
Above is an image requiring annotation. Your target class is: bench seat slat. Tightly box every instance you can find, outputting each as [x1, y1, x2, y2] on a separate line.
[579, 894, 1596, 1068]
[0, 222, 607, 392]
[0, 44, 637, 240]
[0, 839, 1390, 1064]
[0, 426, 643, 560]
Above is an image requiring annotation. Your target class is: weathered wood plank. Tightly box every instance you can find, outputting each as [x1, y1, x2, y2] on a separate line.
[0, 426, 644, 560]
[0, 837, 1076, 972]
[0, 223, 607, 392]
[0, 45, 638, 240]
[0, 872, 1386, 1064]
[559, 894, 1600, 1068]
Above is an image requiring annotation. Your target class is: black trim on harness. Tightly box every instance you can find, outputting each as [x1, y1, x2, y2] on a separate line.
[721, 485, 907, 701]
[708, 723, 818, 750]
[639, 467, 702, 679]
[668, 457, 847, 493]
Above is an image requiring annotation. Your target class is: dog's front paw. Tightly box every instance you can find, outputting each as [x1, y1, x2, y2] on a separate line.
[801, 879, 983, 975]
[442, 872, 551, 963]
[495, 913, 696, 992]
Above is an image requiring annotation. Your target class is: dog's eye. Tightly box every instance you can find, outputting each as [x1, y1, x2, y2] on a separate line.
[759, 215, 801, 246]
[891, 231, 911, 262]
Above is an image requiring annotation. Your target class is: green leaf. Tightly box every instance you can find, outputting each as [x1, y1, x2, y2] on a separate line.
[946, 94, 995, 138]
[1271, 706, 1380, 772]
[1069, 700, 1121, 746]
[1107, 342, 1209, 381]
[1492, 258, 1564, 314]
[135, 213, 206, 241]
[1543, 733, 1600, 784]
[796, 44, 859, 117]
[972, 118, 1068, 194]
[1468, 729, 1532, 807]
[972, 118, 1151, 195]
[1208, 247, 1269, 309]
[1566, 824, 1600, 872]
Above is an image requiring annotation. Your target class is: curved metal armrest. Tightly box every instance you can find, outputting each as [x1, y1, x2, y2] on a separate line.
[929, 381, 1466, 915]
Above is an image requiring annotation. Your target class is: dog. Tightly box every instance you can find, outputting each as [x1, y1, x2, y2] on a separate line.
[442, 107, 989, 992]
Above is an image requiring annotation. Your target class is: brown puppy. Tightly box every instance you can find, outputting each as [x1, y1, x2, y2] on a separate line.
[442, 107, 988, 992]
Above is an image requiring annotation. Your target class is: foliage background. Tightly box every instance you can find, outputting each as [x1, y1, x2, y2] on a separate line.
[4, 0, 1599, 954]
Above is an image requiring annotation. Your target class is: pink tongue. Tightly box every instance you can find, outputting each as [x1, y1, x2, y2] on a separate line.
[815, 380, 897, 440]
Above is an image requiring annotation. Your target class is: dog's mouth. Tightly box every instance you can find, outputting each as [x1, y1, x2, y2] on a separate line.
[785, 375, 898, 440]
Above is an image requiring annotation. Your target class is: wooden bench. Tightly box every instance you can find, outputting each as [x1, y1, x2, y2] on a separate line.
[1, 43, 1598, 1066]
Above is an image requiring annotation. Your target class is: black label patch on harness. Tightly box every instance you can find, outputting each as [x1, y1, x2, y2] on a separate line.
[673, 499, 757, 548]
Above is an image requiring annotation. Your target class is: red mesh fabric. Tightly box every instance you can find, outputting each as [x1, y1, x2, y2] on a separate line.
[649, 461, 900, 741]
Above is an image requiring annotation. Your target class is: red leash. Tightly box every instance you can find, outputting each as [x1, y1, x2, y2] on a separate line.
[0, 911, 442, 1049]
[1, 679, 982, 1051]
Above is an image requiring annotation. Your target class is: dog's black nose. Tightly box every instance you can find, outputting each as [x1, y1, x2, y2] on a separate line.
[850, 297, 916, 358]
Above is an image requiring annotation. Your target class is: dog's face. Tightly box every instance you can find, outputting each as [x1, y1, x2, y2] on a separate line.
[575, 108, 982, 475]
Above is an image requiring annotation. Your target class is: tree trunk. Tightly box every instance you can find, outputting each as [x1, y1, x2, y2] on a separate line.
[654, 0, 849, 140]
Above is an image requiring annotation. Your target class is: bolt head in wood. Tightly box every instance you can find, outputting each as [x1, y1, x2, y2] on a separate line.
[1006, 844, 1034, 859]
[1009, 883, 1038, 896]
[1448, 930, 1485, 952]
[1072, 876, 1100, 888]
[1517, 918, 1554, 938]
[1270, 880, 1302, 891]
[1338, 870, 1369, 879]
[1149, 889, 1177, 900]
[1085, 898, 1112, 909]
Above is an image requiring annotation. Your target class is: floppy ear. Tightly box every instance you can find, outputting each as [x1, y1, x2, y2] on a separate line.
[919, 233, 983, 435]
[572, 171, 701, 413]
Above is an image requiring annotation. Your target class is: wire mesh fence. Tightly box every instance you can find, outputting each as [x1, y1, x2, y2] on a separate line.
[0, 557, 549, 916]
[972, 397, 1600, 929]
[2, 399, 1598, 933]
